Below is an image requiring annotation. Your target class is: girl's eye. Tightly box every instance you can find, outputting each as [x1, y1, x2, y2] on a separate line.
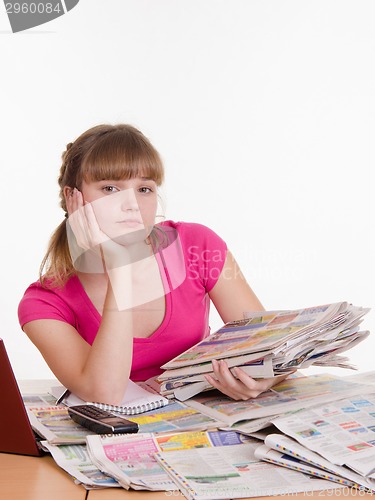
[138, 186, 153, 194]
[102, 185, 118, 193]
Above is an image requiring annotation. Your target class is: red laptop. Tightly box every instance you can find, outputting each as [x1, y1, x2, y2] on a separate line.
[0, 338, 44, 456]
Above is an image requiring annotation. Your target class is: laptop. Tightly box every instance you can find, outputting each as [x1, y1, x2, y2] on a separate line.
[0, 338, 44, 456]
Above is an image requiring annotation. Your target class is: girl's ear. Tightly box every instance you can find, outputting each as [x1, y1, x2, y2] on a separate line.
[63, 186, 74, 202]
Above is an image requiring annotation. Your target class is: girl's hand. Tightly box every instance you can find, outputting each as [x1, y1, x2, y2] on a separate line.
[66, 188, 108, 250]
[205, 359, 292, 400]
[66, 188, 129, 271]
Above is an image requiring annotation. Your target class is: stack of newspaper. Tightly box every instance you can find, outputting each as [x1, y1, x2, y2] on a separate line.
[158, 302, 370, 400]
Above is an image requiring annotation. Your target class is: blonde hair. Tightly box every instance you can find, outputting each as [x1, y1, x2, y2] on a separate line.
[40, 124, 165, 287]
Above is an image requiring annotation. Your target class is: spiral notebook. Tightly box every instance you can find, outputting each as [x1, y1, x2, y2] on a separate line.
[52, 379, 169, 415]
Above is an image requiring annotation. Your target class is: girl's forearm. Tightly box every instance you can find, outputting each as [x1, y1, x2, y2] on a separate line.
[80, 273, 134, 405]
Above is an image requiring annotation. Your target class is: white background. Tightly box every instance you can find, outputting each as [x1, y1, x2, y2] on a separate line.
[0, 0, 374, 380]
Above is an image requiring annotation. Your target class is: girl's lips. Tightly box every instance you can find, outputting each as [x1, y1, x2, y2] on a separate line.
[117, 220, 143, 228]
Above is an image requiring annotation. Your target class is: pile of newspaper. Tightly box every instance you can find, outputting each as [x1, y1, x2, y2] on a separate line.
[54, 385, 375, 498]
[81, 375, 375, 498]
[25, 371, 375, 497]
[157, 302, 370, 400]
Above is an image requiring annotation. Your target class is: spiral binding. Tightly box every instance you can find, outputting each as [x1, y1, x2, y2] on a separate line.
[92, 398, 168, 415]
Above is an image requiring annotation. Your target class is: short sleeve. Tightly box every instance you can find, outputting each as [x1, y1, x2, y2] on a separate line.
[18, 282, 76, 329]
[174, 222, 228, 292]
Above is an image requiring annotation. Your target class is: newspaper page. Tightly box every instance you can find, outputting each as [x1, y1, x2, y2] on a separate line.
[271, 392, 375, 477]
[86, 430, 254, 491]
[26, 406, 95, 444]
[257, 433, 375, 492]
[112, 400, 222, 434]
[154, 435, 342, 499]
[345, 371, 375, 385]
[22, 392, 60, 407]
[86, 432, 176, 491]
[184, 373, 374, 425]
[42, 442, 120, 489]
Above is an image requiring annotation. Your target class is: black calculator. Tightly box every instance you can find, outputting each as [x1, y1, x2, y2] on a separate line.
[68, 404, 139, 434]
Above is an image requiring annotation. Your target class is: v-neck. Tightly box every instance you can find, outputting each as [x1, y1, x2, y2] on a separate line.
[71, 251, 173, 343]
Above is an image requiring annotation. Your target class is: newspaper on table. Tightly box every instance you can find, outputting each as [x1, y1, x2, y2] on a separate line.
[112, 400, 222, 434]
[37, 401, 220, 490]
[270, 390, 375, 478]
[22, 391, 60, 407]
[26, 405, 95, 445]
[225, 372, 375, 436]
[86, 430, 254, 491]
[158, 302, 370, 400]
[20, 390, 95, 445]
[254, 433, 375, 493]
[184, 373, 374, 427]
[345, 371, 375, 385]
[41, 442, 121, 489]
[154, 433, 343, 499]
[26, 396, 222, 445]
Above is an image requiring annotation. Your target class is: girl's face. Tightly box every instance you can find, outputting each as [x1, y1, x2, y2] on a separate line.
[80, 176, 158, 243]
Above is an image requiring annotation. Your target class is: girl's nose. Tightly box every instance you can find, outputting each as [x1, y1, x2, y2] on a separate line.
[120, 189, 139, 211]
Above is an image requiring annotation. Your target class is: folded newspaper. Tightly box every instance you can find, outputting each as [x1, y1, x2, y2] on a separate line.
[270, 391, 375, 478]
[159, 302, 370, 400]
[85, 430, 253, 491]
[153, 433, 343, 499]
[255, 432, 375, 492]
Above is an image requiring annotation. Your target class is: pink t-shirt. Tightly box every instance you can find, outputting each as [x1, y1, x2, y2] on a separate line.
[18, 221, 227, 381]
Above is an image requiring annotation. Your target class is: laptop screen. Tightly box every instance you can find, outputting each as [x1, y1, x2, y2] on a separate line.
[0, 339, 43, 456]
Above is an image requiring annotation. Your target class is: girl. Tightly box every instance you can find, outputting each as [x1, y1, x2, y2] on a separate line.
[18, 124, 287, 405]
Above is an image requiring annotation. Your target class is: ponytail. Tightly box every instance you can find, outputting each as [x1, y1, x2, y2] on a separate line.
[39, 219, 74, 288]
